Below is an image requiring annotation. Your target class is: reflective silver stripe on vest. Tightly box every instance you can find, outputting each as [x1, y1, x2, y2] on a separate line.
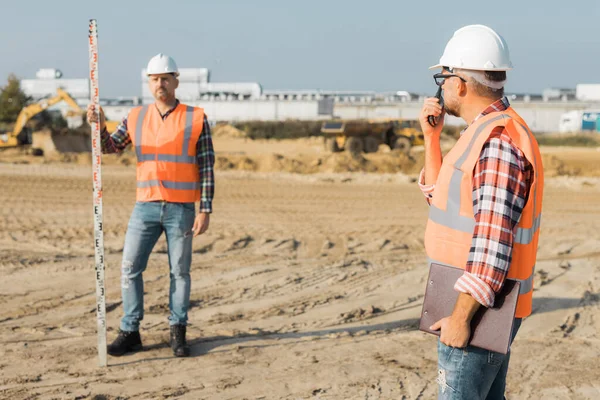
[514, 214, 542, 245]
[429, 204, 475, 233]
[430, 207, 542, 244]
[427, 258, 534, 295]
[456, 114, 509, 168]
[137, 180, 200, 190]
[428, 114, 541, 244]
[138, 180, 159, 188]
[518, 271, 534, 294]
[181, 106, 194, 157]
[429, 115, 508, 232]
[134, 105, 149, 160]
[134, 105, 196, 164]
[514, 120, 542, 244]
[136, 153, 196, 163]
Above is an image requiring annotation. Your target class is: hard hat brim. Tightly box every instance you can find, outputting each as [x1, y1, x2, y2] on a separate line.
[428, 63, 513, 71]
[146, 72, 180, 77]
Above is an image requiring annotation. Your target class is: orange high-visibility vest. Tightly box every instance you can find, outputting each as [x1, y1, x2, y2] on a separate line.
[127, 103, 205, 203]
[424, 107, 544, 318]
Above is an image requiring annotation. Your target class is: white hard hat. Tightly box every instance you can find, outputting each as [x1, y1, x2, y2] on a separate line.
[430, 25, 513, 71]
[146, 53, 179, 76]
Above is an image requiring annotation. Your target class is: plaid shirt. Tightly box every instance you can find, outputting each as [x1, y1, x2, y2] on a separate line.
[419, 97, 533, 307]
[100, 100, 215, 213]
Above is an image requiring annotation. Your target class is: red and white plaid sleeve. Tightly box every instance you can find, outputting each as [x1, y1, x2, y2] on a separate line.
[454, 128, 533, 307]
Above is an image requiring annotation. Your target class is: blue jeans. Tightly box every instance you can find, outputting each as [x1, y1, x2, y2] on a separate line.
[437, 319, 522, 400]
[119, 201, 195, 332]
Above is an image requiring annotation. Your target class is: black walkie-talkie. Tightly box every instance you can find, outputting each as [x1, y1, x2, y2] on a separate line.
[427, 86, 444, 127]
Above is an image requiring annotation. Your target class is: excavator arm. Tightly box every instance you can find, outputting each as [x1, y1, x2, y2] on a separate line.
[11, 93, 66, 139]
[57, 87, 82, 115]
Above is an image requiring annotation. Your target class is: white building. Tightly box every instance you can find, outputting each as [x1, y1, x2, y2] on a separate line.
[576, 84, 600, 102]
[19, 69, 90, 127]
[21, 68, 89, 101]
[17, 67, 600, 132]
[140, 67, 262, 103]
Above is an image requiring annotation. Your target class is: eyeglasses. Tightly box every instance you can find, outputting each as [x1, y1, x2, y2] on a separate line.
[433, 72, 467, 86]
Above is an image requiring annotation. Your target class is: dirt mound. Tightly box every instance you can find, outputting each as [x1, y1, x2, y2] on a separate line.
[213, 124, 247, 139]
[6, 130, 599, 179]
[320, 153, 375, 173]
[542, 154, 581, 177]
[215, 155, 258, 171]
[541, 147, 600, 177]
[215, 154, 314, 174]
[319, 151, 423, 174]
[214, 150, 423, 175]
[31, 128, 91, 156]
[260, 153, 308, 173]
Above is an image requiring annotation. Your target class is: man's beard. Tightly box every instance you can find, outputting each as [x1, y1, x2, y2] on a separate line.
[444, 100, 460, 118]
[156, 91, 169, 101]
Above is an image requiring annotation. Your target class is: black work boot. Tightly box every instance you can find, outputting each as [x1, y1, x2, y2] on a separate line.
[170, 324, 190, 357]
[107, 330, 142, 356]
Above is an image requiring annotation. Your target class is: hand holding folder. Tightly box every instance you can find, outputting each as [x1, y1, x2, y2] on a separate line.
[419, 263, 521, 354]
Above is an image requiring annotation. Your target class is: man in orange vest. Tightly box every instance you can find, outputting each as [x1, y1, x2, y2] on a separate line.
[418, 25, 544, 398]
[87, 53, 215, 358]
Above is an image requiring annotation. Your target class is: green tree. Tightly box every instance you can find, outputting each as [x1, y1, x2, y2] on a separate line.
[0, 74, 31, 123]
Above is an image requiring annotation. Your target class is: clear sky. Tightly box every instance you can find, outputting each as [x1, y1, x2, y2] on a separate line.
[2, 0, 598, 98]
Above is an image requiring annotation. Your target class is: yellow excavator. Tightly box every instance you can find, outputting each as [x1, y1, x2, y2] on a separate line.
[0, 88, 120, 150]
[104, 119, 120, 132]
[0, 88, 82, 148]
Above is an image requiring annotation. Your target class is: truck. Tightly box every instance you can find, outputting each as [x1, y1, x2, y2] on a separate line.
[321, 118, 424, 156]
[559, 109, 600, 133]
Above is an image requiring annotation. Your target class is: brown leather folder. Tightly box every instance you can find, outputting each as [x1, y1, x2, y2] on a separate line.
[419, 263, 520, 354]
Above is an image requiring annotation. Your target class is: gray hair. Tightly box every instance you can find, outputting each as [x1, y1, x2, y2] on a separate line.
[459, 69, 506, 99]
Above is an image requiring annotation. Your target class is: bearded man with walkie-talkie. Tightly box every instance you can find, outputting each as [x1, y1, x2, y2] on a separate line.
[417, 24, 545, 399]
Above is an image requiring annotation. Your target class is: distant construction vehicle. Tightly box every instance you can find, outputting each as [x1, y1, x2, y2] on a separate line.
[321, 118, 424, 156]
[0, 88, 82, 149]
[0, 88, 119, 154]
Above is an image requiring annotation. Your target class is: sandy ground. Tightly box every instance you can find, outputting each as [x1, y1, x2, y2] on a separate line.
[1, 135, 600, 399]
